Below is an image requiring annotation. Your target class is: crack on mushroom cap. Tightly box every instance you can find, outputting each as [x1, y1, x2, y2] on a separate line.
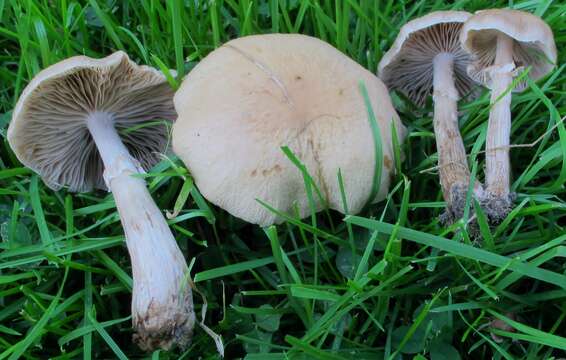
[465, 29, 552, 91]
[225, 44, 294, 106]
[11, 56, 176, 192]
[380, 22, 475, 107]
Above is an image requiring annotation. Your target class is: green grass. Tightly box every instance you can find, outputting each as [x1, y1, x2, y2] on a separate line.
[1, 0, 566, 359]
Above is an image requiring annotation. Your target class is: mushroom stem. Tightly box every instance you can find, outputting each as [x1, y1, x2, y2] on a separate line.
[484, 33, 514, 218]
[432, 52, 480, 219]
[86, 112, 195, 351]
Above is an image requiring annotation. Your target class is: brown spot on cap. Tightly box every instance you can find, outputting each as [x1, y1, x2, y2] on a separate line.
[261, 164, 283, 176]
[384, 155, 393, 170]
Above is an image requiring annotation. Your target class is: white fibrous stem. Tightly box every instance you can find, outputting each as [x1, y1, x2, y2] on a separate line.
[485, 33, 514, 218]
[432, 52, 482, 219]
[86, 112, 195, 351]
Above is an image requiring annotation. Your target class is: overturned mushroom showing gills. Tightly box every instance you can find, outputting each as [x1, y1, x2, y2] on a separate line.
[7, 51, 195, 351]
[173, 34, 406, 226]
[378, 11, 481, 222]
[461, 9, 557, 221]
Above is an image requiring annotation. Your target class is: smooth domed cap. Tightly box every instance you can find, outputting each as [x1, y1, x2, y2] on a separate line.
[461, 9, 557, 91]
[173, 34, 406, 226]
[8, 51, 176, 192]
[378, 11, 475, 106]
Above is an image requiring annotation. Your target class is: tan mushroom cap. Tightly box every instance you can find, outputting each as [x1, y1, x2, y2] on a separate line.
[173, 34, 406, 226]
[378, 11, 475, 106]
[8, 51, 176, 192]
[460, 9, 557, 91]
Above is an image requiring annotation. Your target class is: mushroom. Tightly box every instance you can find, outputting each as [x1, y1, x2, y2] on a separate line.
[460, 9, 557, 221]
[172, 34, 406, 226]
[378, 11, 482, 222]
[7, 51, 195, 350]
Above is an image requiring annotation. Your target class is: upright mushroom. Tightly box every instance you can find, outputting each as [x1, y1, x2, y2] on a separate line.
[461, 9, 557, 221]
[7, 51, 195, 350]
[378, 11, 481, 222]
[173, 34, 406, 226]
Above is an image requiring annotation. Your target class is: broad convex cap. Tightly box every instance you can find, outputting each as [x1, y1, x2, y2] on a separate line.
[8, 51, 176, 192]
[173, 34, 406, 227]
[461, 9, 557, 91]
[378, 11, 475, 106]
